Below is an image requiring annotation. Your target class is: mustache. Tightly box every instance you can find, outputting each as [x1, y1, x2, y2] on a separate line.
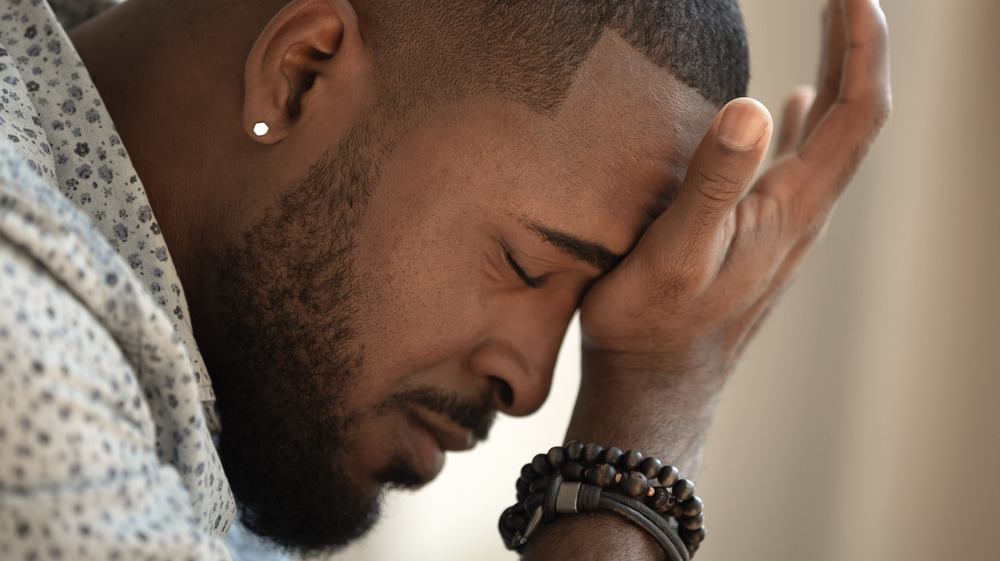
[388, 386, 496, 441]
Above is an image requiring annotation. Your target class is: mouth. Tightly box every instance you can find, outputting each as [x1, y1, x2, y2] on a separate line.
[405, 409, 478, 482]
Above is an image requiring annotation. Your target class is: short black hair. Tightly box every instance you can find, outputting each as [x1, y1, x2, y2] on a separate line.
[357, 0, 749, 113]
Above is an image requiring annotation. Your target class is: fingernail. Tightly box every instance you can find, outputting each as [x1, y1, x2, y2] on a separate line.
[718, 100, 768, 150]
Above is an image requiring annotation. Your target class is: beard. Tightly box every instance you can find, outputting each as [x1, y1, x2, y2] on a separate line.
[201, 117, 496, 555]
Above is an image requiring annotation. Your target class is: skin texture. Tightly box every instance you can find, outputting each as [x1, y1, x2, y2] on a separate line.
[70, 0, 717, 549]
[69, 0, 891, 556]
[529, 1, 891, 558]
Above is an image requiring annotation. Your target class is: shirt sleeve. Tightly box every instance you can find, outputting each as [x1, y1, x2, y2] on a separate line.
[0, 233, 233, 561]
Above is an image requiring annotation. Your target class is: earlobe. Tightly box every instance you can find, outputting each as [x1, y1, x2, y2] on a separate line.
[242, 0, 356, 144]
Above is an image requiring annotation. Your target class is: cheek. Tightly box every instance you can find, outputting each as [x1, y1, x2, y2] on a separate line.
[349, 142, 513, 376]
[350, 217, 490, 374]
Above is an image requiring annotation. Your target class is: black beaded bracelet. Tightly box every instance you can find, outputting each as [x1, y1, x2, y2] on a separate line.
[498, 442, 706, 560]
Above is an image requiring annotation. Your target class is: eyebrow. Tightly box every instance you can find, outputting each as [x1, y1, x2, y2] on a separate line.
[520, 217, 626, 274]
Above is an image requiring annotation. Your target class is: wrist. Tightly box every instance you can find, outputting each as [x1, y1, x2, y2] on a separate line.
[570, 348, 727, 477]
[581, 339, 733, 386]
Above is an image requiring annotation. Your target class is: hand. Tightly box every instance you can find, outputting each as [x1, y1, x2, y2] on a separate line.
[525, 3, 891, 560]
[579, 0, 891, 384]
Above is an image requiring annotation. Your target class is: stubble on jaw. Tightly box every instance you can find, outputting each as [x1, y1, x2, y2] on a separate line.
[203, 107, 500, 553]
[208, 117, 384, 553]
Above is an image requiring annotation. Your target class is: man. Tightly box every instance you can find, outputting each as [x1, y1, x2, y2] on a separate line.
[0, 0, 889, 559]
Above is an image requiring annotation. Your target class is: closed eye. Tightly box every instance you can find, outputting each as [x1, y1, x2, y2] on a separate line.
[504, 249, 545, 289]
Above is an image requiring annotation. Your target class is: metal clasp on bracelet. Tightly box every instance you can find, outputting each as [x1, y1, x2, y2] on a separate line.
[512, 505, 544, 548]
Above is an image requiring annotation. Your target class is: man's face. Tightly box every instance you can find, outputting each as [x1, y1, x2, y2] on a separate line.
[205, 34, 716, 552]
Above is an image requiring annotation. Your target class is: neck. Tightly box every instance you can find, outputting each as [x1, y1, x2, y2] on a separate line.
[69, 0, 263, 314]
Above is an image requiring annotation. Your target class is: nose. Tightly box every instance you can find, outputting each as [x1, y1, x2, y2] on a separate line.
[466, 292, 577, 417]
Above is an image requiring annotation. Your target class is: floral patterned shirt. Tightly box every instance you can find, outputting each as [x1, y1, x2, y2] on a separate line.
[0, 1, 241, 559]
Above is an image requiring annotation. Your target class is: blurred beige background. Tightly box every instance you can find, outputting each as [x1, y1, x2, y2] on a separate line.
[314, 1, 1000, 560]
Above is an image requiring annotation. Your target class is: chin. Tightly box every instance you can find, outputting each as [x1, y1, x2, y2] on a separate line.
[215, 396, 432, 554]
[217, 425, 383, 553]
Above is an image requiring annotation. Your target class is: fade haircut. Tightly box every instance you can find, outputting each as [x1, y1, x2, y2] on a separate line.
[355, 0, 749, 114]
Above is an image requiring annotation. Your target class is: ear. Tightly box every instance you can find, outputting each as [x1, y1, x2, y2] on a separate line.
[243, 0, 362, 144]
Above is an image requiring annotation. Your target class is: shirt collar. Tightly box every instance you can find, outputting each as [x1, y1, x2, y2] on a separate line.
[33, 0, 223, 431]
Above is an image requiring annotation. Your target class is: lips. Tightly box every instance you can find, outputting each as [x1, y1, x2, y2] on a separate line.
[402, 408, 477, 483]
[411, 408, 477, 453]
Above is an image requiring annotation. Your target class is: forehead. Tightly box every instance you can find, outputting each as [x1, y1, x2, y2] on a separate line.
[374, 33, 717, 254]
[532, 32, 718, 246]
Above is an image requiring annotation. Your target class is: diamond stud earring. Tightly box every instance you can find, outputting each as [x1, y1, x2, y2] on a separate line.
[253, 122, 269, 137]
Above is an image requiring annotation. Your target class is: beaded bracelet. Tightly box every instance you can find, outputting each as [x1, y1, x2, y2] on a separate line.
[498, 442, 706, 560]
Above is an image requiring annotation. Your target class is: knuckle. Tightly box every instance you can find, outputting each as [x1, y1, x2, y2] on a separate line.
[873, 96, 893, 128]
[694, 169, 743, 204]
[849, 83, 892, 125]
[647, 239, 710, 302]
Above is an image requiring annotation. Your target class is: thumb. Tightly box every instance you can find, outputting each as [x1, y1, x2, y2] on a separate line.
[667, 98, 772, 244]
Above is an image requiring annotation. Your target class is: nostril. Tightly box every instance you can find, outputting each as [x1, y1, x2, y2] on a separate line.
[490, 376, 514, 409]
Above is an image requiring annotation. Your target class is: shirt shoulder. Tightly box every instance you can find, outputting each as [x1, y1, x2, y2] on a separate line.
[0, 144, 235, 559]
[0, 1, 236, 553]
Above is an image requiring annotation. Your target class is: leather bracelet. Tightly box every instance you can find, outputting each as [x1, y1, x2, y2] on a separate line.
[498, 442, 706, 558]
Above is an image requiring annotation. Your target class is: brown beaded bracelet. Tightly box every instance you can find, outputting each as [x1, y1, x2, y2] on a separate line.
[498, 442, 706, 560]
